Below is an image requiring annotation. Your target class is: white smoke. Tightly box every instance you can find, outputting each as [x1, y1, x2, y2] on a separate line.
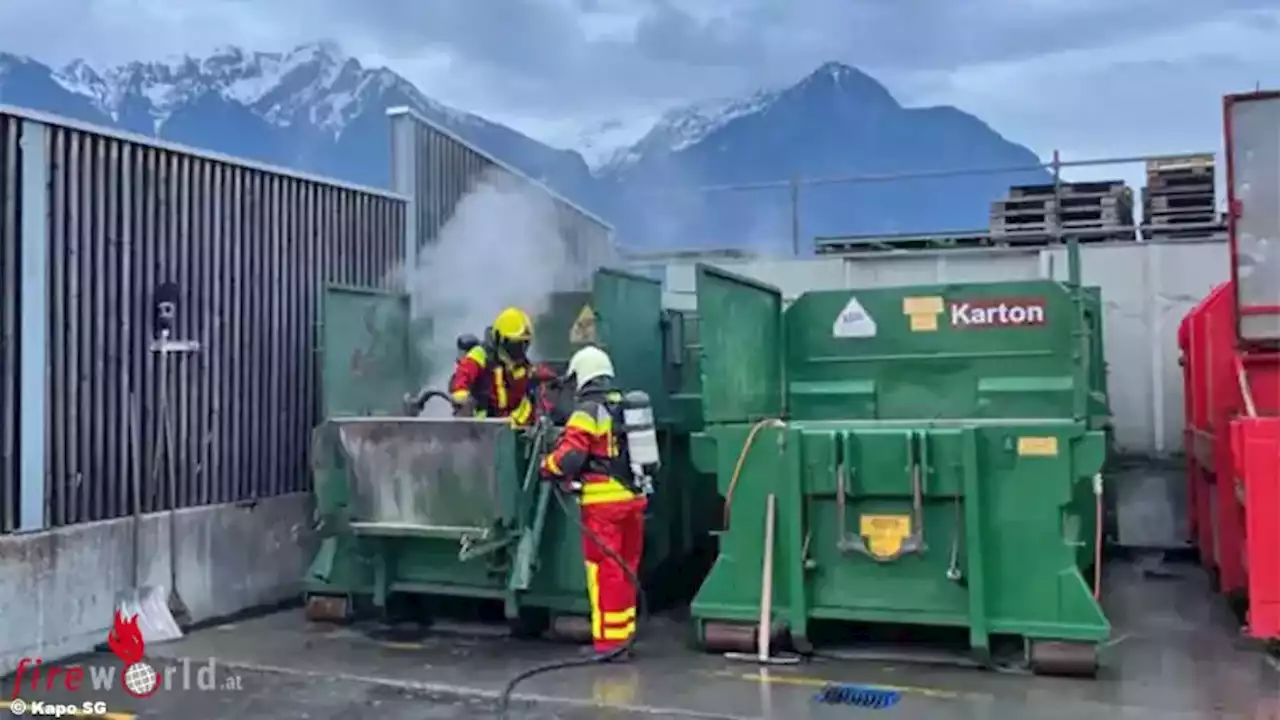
[402, 168, 585, 418]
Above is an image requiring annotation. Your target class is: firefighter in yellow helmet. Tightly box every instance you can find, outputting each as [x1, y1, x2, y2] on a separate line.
[447, 307, 538, 426]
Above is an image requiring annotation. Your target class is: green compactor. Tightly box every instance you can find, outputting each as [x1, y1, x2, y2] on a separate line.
[303, 267, 713, 637]
[687, 265, 1113, 675]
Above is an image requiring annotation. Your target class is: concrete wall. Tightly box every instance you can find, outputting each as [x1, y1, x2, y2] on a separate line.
[0, 493, 312, 676]
[647, 239, 1231, 459]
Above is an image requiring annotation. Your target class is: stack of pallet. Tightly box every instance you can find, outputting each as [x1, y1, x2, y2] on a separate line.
[1141, 154, 1222, 240]
[989, 181, 1135, 243]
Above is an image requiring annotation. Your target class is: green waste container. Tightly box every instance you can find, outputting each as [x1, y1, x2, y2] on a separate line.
[687, 265, 1112, 676]
[304, 268, 714, 629]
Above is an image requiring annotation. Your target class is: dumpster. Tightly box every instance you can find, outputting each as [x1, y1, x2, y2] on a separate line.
[304, 268, 707, 630]
[686, 265, 1112, 675]
[1176, 90, 1280, 637]
[303, 285, 566, 632]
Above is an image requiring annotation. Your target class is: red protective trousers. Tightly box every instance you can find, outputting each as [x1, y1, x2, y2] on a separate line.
[580, 497, 646, 653]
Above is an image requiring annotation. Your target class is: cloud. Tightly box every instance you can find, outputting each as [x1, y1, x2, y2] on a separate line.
[0, 0, 1276, 163]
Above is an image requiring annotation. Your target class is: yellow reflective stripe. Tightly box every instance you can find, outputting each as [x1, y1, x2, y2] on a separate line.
[513, 366, 527, 379]
[465, 346, 488, 364]
[580, 479, 635, 505]
[604, 608, 635, 623]
[494, 367, 507, 409]
[603, 622, 635, 640]
[543, 453, 562, 475]
[566, 410, 596, 433]
[510, 397, 532, 424]
[451, 389, 470, 400]
[585, 561, 602, 640]
[580, 491, 635, 506]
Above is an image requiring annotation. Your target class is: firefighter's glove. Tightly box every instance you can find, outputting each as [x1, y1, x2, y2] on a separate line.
[541, 472, 581, 496]
[451, 396, 475, 418]
[533, 363, 559, 384]
[538, 464, 558, 482]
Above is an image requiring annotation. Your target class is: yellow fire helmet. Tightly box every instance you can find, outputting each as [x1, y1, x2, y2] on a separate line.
[492, 307, 533, 342]
[491, 307, 534, 362]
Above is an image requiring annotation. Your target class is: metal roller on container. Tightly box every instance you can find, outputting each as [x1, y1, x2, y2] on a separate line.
[685, 263, 1113, 676]
[301, 267, 713, 635]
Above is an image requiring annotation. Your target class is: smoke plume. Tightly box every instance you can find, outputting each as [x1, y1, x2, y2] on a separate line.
[402, 168, 588, 417]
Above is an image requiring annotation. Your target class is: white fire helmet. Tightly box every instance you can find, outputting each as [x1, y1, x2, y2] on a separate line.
[566, 345, 615, 390]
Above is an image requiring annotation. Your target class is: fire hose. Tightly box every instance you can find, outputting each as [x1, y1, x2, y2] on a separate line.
[406, 380, 644, 718]
[495, 418, 646, 719]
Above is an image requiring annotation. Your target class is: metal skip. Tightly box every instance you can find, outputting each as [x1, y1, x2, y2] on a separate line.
[333, 417, 508, 533]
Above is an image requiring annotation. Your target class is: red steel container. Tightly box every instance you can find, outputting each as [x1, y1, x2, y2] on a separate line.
[1177, 91, 1280, 639]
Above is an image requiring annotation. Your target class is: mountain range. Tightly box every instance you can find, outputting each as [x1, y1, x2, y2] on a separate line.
[0, 42, 1049, 252]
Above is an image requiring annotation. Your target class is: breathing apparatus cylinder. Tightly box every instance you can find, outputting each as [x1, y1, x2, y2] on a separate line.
[622, 390, 660, 495]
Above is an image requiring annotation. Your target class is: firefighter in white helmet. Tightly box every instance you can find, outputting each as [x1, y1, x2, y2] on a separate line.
[539, 345, 655, 659]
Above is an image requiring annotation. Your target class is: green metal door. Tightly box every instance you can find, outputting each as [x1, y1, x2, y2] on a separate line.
[320, 285, 417, 417]
[694, 264, 784, 423]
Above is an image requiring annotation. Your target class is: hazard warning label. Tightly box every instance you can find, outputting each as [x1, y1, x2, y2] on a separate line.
[569, 304, 597, 343]
[832, 295, 877, 338]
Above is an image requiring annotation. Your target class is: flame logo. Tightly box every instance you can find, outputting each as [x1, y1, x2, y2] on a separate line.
[107, 610, 146, 665]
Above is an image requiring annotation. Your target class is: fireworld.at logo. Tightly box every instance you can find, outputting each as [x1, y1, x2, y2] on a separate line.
[11, 611, 243, 700]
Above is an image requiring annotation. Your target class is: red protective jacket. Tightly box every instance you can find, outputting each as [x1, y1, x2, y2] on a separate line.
[448, 344, 534, 426]
[539, 385, 645, 653]
[539, 388, 639, 506]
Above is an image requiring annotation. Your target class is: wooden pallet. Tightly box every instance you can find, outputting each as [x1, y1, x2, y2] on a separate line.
[1146, 154, 1214, 174]
[1144, 191, 1215, 212]
[991, 219, 1133, 236]
[991, 208, 1133, 230]
[1148, 166, 1214, 183]
[990, 229, 1136, 244]
[1142, 225, 1227, 241]
[1148, 213, 1217, 226]
[1008, 180, 1130, 200]
[1146, 174, 1214, 193]
[993, 193, 1132, 214]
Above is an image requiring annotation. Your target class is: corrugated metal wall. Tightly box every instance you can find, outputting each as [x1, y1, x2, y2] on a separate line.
[3, 110, 407, 530]
[388, 108, 615, 288]
[0, 115, 18, 533]
[648, 239, 1231, 458]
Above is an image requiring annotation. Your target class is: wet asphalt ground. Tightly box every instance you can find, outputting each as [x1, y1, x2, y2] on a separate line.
[3, 560, 1278, 719]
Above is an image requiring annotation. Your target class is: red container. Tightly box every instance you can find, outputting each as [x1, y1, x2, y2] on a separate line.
[1234, 417, 1280, 638]
[1175, 91, 1280, 639]
[1179, 282, 1280, 638]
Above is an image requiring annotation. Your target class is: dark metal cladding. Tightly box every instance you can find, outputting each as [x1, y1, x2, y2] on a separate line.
[0, 115, 19, 533]
[391, 109, 616, 291]
[31, 118, 406, 527]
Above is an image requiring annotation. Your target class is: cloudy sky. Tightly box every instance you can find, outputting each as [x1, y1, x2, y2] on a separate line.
[1, 0, 1278, 168]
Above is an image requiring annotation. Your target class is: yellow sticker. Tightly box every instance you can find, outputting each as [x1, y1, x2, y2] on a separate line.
[902, 296, 944, 315]
[1017, 436, 1059, 457]
[569, 304, 597, 344]
[909, 313, 939, 332]
[859, 514, 911, 558]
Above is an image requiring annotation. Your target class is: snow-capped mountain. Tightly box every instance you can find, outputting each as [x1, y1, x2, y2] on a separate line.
[0, 43, 598, 206]
[593, 61, 1049, 248]
[49, 42, 475, 137]
[0, 45, 1048, 252]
